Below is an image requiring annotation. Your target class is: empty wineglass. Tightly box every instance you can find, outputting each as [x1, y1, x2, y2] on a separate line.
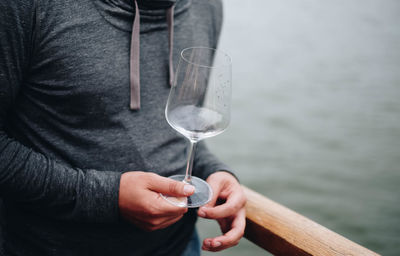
[162, 47, 232, 208]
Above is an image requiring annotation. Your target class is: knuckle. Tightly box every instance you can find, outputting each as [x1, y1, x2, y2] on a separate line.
[168, 181, 180, 194]
[241, 195, 247, 205]
[169, 181, 183, 194]
[204, 210, 215, 218]
[146, 173, 157, 184]
[136, 171, 148, 180]
[149, 218, 162, 227]
[229, 204, 239, 213]
[147, 205, 160, 217]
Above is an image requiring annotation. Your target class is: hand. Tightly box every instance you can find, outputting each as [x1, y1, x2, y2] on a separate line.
[118, 171, 195, 231]
[198, 171, 247, 251]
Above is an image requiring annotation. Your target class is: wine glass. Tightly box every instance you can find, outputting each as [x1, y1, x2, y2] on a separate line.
[162, 46, 232, 208]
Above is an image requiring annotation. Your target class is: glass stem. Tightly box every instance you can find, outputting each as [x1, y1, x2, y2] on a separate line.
[184, 140, 197, 184]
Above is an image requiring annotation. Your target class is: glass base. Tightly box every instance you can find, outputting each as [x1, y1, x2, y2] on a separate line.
[161, 175, 213, 208]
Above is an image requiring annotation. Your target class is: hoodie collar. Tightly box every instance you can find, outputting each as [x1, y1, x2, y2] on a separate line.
[93, 0, 190, 109]
[92, 0, 191, 32]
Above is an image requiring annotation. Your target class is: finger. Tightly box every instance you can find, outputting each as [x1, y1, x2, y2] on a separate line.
[202, 209, 246, 251]
[146, 173, 195, 197]
[136, 214, 184, 232]
[200, 189, 245, 219]
[148, 214, 184, 231]
[148, 192, 189, 216]
[198, 182, 222, 217]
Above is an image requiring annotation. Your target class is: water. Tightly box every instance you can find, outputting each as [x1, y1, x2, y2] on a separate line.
[167, 105, 225, 141]
[197, 1, 400, 255]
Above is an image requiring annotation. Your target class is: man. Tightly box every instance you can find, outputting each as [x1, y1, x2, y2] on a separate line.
[0, 0, 246, 255]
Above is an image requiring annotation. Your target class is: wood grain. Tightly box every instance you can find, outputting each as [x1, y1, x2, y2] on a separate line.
[242, 186, 380, 256]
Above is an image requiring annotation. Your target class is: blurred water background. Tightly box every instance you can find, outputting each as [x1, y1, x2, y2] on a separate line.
[197, 0, 400, 255]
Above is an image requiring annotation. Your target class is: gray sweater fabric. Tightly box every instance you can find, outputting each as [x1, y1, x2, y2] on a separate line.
[0, 0, 230, 255]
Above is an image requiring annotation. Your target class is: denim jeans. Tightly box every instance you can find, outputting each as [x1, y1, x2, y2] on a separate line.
[180, 229, 200, 256]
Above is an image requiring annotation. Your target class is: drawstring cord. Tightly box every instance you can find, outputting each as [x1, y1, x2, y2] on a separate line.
[130, 0, 141, 110]
[130, 1, 175, 110]
[166, 5, 175, 88]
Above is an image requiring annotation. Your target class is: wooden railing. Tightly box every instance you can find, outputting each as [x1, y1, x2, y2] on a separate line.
[242, 186, 380, 256]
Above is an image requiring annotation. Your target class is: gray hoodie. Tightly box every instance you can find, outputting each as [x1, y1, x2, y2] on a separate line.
[0, 0, 230, 255]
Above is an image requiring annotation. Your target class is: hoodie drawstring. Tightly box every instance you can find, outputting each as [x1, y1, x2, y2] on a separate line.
[130, 0, 141, 110]
[166, 5, 175, 88]
[130, 1, 175, 110]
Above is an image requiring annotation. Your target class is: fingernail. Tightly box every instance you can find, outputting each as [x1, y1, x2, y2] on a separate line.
[213, 241, 222, 247]
[198, 209, 206, 217]
[183, 185, 195, 195]
[205, 240, 211, 247]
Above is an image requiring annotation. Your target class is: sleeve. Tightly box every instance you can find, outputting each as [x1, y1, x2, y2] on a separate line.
[193, 141, 238, 181]
[0, 0, 121, 223]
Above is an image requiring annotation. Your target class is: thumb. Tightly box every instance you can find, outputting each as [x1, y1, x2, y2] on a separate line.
[198, 177, 222, 218]
[147, 174, 195, 197]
